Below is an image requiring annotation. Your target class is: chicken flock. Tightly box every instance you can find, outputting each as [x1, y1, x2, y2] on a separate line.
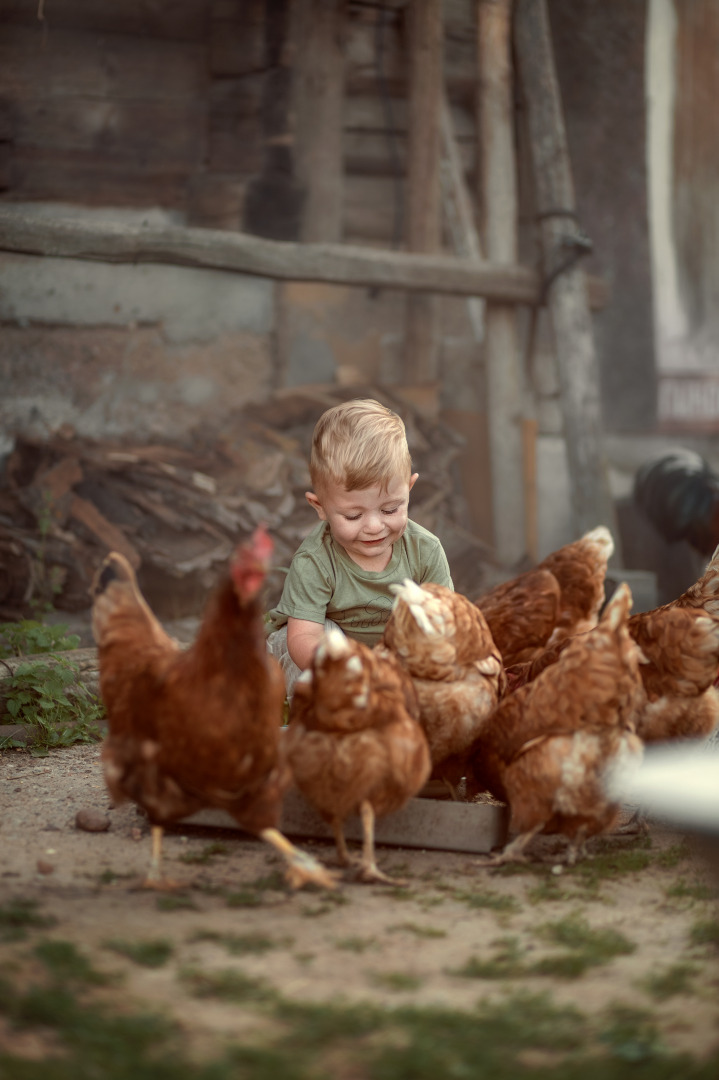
[91, 523, 719, 889]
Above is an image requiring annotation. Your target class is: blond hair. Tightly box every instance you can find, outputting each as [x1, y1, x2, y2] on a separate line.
[310, 399, 412, 493]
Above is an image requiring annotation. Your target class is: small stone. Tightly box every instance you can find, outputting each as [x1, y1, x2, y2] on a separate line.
[37, 859, 55, 875]
[551, 864, 563, 876]
[75, 808, 110, 833]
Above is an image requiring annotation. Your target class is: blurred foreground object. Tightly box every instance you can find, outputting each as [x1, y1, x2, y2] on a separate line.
[608, 743, 719, 886]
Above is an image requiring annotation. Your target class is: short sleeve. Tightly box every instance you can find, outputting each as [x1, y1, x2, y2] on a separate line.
[419, 540, 454, 590]
[268, 550, 334, 627]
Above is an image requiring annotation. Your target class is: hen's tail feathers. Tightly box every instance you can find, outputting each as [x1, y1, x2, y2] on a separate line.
[633, 449, 719, 555]
[91, 551, 170, 649]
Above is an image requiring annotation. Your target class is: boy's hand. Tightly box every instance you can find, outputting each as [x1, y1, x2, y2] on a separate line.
[287, 618, 326, 670]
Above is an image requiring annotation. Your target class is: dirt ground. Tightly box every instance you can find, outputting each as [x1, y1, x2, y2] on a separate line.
[1, 739, 718, 1073]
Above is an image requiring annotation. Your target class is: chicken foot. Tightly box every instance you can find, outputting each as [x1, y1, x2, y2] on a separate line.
[343, 801, 408, 886]
[475, 824, 544, 868]
[259, 827, 338, 890]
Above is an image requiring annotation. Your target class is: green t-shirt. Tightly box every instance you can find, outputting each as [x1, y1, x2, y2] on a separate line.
[267, 518, 453, 647]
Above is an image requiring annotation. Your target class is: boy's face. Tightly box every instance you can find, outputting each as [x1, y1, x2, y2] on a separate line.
[306, 473, 418, 571]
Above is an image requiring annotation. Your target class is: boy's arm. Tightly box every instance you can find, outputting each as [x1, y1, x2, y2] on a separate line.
[287, 617, 326, 670]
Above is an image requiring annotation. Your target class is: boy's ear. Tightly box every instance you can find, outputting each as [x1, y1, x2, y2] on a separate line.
[409, 473, 419, 492]
[305, 491, 327, 520]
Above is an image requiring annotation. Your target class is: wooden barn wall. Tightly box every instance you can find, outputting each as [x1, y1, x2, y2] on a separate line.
[0, 0, 656, 447]
[547, 0, 656, 434]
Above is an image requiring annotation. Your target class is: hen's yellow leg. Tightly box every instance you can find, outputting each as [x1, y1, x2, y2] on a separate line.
[260, 827, 338, 890]
[141, 825, 179, 890]
[353, 801, 407, 886]
[475, 824, 543, 868]
[332, 818, 355, 867]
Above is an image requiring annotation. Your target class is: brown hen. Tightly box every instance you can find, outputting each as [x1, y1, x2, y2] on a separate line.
[475, 568, 561, 667]
[380, 579, 504, 796]
[467, 583, 645, 865]
[92, 525, 336, 891]
[285, 628, 430, 884]
[629, 606, 719, 744]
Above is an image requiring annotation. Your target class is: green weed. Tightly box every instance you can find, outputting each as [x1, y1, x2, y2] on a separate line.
[0, 620, 80, 658]
[689, 917, 719, 949]
[1, 655, 104, 753]
[180, 966, 276, 1004]
[666, 879, 715, 902]
[104, 938, 174, 968]
[34, 939, 110, 986]
[599, 1002, 665, 1063]
[0, 898, 56, 943]
[387, 922, 447, 939]
[188, 930, 284, 955]
[156, 893, 199, 912]
[531, 913, 635, 978]
[450, 936, 524, 979]
[371, 971, 423, 992]
[334, 936, 375, 953]
[641, 961, 698, 1001]
[178, 841, 230, 865]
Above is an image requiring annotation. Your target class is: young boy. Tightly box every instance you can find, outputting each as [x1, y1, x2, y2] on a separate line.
[266, 398, 453, 694]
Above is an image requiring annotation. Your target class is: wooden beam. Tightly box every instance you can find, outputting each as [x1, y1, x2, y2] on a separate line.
[0, 205, 608, 305]
[478, 0, 526, 567]
[403, 0, 443, 384]
[514, 0, 619, 544]
[291, 0, 346, 242]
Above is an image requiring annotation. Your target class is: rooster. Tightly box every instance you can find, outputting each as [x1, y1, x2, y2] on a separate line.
[633, 448, 719, 558]
[285, 628, 430, 885]
[467, 583, 645, 865]
[380, 579, 504, 797]
[92, 525, 336, 891]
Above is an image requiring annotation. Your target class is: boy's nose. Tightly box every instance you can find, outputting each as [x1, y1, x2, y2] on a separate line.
[363, 513, 384, 534]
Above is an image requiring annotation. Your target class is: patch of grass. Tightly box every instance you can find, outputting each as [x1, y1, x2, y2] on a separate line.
[530, 913, 635, 978]
[689, 917, 719, 949]
[156, 893, 199, 912]
[655, 841, 692, 869]
[180, 966, 276, 1004]
[104, 938, 174, 968]
[178, 841, 230, 865]
[225, 889, 266, 909]
[300, 892, 351, 918]
[96, 868, 134, 885]
[334, 936, 375, 953]
[34, 939, 110, 986]
[449, 936, 524, 979]
[188, 930, 284, 955]
[387, 922, 447, 939]
[526, 875, 576, 903]
[666, 878, 715, 902]
[572, 844, 653, 893]
[599, 1003, 665, 1063]
[371, 971, 423, 992]
[641, 961, 698, 1001]
[0, 898, 56, 943]
[435, 883, 519, 912]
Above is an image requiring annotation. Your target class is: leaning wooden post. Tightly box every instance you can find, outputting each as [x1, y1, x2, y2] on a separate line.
[514, 0, 619, 545]
[403, 0, 443, 385]
[477, 0, 526, 566]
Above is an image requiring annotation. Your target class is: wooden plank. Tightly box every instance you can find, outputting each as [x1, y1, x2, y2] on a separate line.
[11, 99, 206, 168]
[186, 787, 507, 854]
[0, 205, 608, 306]
[514, 0, 619, 544]
[0, 26, 207, 101]
[0, 0, 209, 40]
[404, 0, 443, 384]
[478, 0, 525, 566]
[291, 0, 346, 243]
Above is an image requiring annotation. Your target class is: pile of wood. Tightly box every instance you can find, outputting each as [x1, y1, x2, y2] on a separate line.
[0, 385, 494, 621]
